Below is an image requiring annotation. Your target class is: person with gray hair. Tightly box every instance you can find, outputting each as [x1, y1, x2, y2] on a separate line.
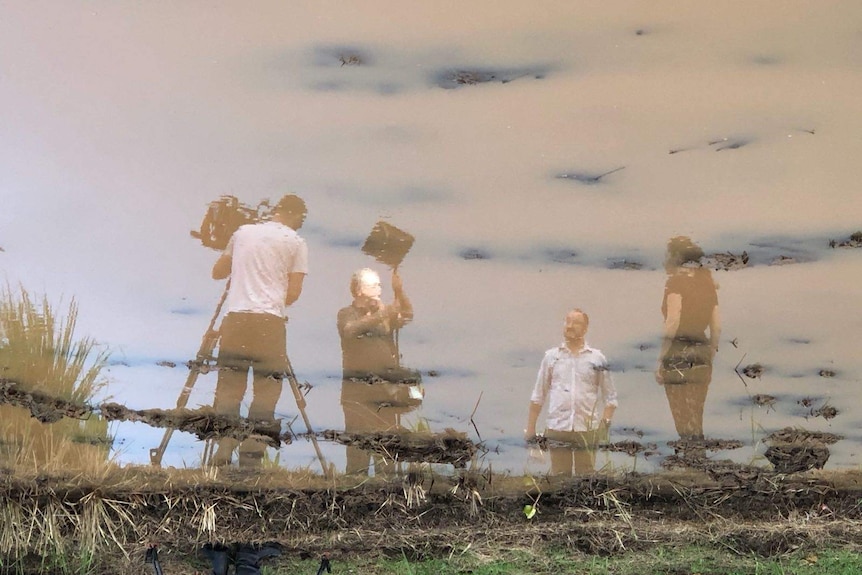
[337, 267, 420, 475]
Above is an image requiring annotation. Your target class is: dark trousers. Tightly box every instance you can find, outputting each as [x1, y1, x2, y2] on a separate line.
[212, 312, 287, 466]
[660, 338, 713, 441]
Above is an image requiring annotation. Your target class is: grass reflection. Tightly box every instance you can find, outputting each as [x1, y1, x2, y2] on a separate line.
[0, 286, 111, 472]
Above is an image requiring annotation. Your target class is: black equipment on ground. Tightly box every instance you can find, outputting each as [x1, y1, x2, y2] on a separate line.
[145, 545, 164, 575]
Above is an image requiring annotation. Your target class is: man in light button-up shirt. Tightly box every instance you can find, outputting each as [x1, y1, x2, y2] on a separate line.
[526, 308, 618, 476]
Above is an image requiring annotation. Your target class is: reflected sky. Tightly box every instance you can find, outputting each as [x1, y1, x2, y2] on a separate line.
[2, 1, 862, 476]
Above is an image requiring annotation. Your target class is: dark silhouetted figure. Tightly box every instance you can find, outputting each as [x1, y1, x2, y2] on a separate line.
[655, 236, 721, 446]
[201, 542, 282, 575]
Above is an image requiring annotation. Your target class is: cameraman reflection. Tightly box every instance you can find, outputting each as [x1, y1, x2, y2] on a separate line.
[210, 194, 308, 467]
[338, 268, 418, 476]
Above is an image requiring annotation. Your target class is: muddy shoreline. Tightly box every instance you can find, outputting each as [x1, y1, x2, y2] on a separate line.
[3, 466, 862, 574]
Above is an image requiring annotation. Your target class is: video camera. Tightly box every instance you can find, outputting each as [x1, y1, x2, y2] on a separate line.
[190, 195, 274, 250]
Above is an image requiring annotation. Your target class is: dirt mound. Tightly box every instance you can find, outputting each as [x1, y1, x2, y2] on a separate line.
[322, 429, 480, 466]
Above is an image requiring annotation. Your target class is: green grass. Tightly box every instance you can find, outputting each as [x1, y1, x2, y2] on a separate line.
[253, 547, 862, 575]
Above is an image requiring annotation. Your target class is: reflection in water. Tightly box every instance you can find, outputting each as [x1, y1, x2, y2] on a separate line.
[0, 288, 110, 470]
[209, 195, 309, 467]
[655, 237, 721, 447]
[526, 309, 618, 476]
[338, 267, 422, 476]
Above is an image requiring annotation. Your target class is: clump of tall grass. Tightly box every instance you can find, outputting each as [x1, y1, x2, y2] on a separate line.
[0, 285, 112, 471]
[0, 285, 108, 403]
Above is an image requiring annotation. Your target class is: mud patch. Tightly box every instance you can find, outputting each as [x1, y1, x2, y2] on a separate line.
[740, 363, 764, 379]
[667, 438, 744, 453]
[765, 427, 843, 445]
[701, 251, 749, 270]
[0, 379, 91, 423]
[829, 230, 862, 248]
[432, 65, 550, 89]
[765, 443, 830, 473]
[751, 393, 777, 408]
[323, 429, 480, 466]
[603, 440, 659, 456]
[100, 403, 287, 447]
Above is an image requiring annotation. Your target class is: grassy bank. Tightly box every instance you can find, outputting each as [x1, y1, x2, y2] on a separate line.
[7, 544, 862, 575]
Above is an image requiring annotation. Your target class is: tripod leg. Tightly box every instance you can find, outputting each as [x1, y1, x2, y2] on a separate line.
[285, 355, 330, 478]
[149, 285, 229, 467]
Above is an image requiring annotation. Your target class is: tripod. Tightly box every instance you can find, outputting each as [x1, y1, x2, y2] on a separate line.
[149, 285, 329, 477]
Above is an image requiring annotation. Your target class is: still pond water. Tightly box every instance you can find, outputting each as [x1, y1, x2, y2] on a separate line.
[1, 1, 861, 477]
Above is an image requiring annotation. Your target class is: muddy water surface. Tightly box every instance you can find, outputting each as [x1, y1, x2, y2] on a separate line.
[1, 1, 861, 478]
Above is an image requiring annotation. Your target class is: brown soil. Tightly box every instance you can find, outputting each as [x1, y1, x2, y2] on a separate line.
[5, 380, 862, 573]
[4, 465, 862, 574]
[322, 429, 480, 466]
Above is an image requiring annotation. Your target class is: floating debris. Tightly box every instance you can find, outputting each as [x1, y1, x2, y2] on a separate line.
[323, 429, 479, 467]
[810, 403, 838, 420]
[741, 364, 764, 379]
[459, 248, 491, 260]
[770, 255, 797, 266]
[765, 443, 829, 474]
[765, 427, 843, 445]
[556, 166, 625, 185]
[829, 230, 862, 248]
[701, 251, 749, 271]
[708, 137, 753, 151]
[156, 360, 177, 368]
[339, 53, 364, 66]
[797, 397, 815, 408]
[311, 45, 373, 68]
[607, 258, 643, 270]
[603, 440, 658, 456]
[668, 438, 744, 453]
[752, 394, 776, 408]
[818, 369, 836, 378]
[619, 426, 645, 438]
[432, 65, 550, 89]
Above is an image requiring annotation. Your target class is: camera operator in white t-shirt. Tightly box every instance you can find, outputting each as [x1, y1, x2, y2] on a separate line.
[209, 194, 308, 467]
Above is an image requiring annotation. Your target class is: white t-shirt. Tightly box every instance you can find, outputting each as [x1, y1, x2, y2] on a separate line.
[223, 221, 308, 318]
